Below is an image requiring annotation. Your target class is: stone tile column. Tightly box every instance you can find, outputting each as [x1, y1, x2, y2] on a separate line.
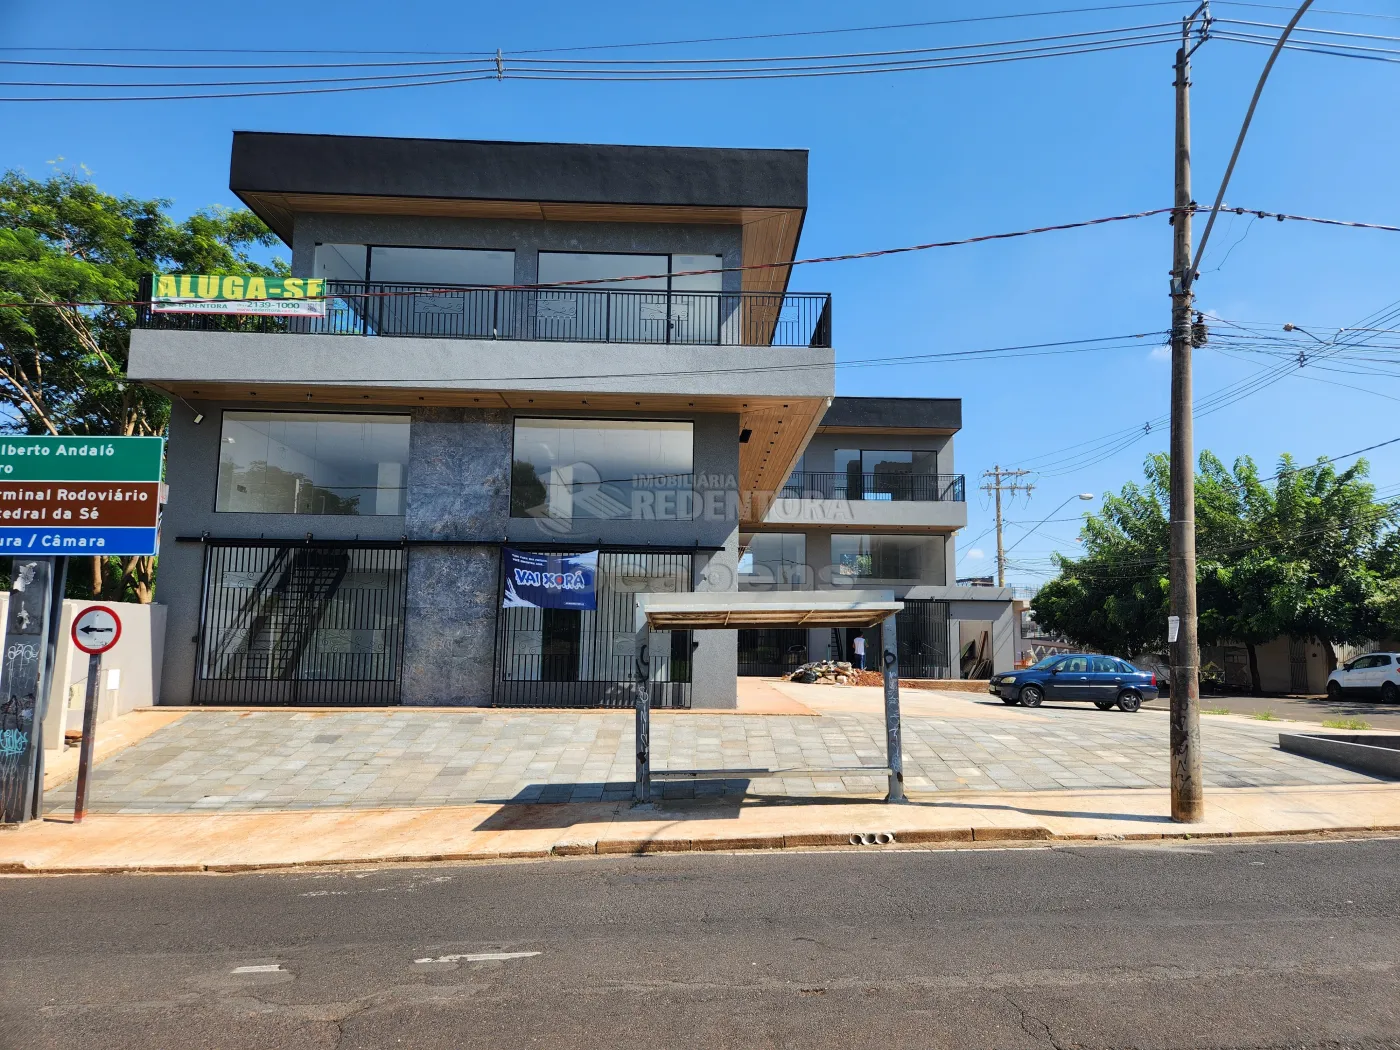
[401, 407, 511, 706]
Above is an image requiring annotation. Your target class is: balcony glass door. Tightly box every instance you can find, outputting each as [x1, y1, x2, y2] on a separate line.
[537, 252, 668, 342]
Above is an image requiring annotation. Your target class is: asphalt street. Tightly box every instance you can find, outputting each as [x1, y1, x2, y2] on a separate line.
[3, 838, 1399, 1049]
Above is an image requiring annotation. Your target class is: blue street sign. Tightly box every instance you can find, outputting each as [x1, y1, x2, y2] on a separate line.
[0, 527, 159, 556]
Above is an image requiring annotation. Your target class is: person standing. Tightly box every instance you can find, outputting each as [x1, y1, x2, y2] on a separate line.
[851, 631, 866, 671]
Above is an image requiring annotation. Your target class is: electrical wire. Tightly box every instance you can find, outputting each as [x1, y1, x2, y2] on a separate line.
[13, 203, 1398, 313]
[0, 43, 1183, 101]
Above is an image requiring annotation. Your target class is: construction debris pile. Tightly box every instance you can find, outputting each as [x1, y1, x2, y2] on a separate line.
[785, 661, 885, 687]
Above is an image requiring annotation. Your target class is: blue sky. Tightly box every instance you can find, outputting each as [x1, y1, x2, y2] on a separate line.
[4, 0, 1399, 588]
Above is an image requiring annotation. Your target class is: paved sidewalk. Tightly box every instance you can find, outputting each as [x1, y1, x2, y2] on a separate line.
[7, 783, 1400, 874]
[43, 686, 1385, 816]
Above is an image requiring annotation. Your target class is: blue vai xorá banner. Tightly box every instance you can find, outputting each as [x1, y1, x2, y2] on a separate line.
[502, 548, 598, 611]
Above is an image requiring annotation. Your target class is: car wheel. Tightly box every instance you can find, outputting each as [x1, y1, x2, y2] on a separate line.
[1382, 681, 1399, 705]
[1094, 700, 1116, 711]
[1019, 684, 1044, 708]
[1117, 690, 1142, 713]
[1326, 680, 1343, 702]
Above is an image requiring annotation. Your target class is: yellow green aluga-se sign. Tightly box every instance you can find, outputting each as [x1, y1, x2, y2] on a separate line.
[152, 274, 328, 317]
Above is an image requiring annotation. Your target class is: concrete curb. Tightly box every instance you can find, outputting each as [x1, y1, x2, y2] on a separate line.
[6, 823, 1399, 875]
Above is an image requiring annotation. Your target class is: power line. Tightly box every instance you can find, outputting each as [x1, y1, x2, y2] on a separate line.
[0, 30, 1185, 101]
[14, 203, 1399, 313]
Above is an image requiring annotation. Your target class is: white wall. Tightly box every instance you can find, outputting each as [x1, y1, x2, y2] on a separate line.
[36, 601, 167, 755]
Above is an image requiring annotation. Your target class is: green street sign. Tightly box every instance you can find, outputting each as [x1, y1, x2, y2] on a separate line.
[0, 437, 164, 482]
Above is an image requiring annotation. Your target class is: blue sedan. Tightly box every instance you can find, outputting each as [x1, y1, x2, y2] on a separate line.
[989, 654, 1159, 712]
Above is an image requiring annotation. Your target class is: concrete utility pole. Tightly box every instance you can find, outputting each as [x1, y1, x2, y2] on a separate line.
[1168, 4, 1210, 824]
[1168, 0, 1312, 822]
[981, 466, 1033, 588]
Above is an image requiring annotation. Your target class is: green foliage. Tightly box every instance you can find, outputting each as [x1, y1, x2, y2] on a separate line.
[1322, 717, 1371, 730]
[1031, 450, 1399, 680]
[0, 166, 286, 438]
[0, 166, 285, 602]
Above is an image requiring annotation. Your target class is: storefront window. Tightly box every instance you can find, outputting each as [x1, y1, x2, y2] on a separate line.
[738, 533, 807, 587]
[216, 412, 410, 516]
[830, 534, 944, 582]
[511, 419, 693, 520]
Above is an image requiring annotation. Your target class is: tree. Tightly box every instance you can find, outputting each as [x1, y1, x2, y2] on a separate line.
[1032, 450, 1398, 692]
[1264, 455, 1396, 671]
[1031, 454, 1170, 658]
[0, 167, 285, 601]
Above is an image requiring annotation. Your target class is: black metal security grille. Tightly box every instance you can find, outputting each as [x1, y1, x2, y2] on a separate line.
[492, 551, 693, 708]
[192, 543, 408, 706]
[136, 278, 833, 348]
[737, 628, 809, 677]
[894, 599, 952, 679]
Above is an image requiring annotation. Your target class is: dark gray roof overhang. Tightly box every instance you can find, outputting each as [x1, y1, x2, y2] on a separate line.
[819, 397, 962, 434]
[229, 131, 808, 244]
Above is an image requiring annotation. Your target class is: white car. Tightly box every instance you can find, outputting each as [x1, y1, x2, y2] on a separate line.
[1326, 652, 1400, 704]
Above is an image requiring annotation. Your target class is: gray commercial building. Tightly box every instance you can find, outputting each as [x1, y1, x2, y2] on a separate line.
[129, 131, 1014, 709]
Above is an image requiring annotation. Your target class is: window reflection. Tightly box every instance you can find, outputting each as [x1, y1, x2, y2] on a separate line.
[738, 533, 807, 588]
[216, 412, 410, 516]
[830, 534, 945, 582]
[536, 252, 724, 343]
[511, 419, 693, 521]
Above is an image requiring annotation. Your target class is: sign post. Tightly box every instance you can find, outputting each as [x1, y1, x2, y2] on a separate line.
[0, 436, 164, 554]
[0, 559, 61, 823]
[71, 605, 122, 824]
[0, 435, 162, 824]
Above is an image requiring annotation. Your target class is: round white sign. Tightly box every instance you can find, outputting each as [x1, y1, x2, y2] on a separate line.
[72, 605, 122, 655]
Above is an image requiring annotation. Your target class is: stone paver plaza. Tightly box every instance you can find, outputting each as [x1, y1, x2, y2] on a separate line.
[49, 689, 1383, 814]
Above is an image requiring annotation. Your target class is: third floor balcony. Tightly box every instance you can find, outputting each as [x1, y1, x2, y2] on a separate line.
[136, 279, 833, 349]
[779, 472, 966, 502]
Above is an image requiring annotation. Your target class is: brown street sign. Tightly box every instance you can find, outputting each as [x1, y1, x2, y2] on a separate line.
[0, 482, 162, 528]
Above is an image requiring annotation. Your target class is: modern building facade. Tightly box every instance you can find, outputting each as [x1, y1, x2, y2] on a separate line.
[736, 397, 1016, 680]
[129, 131, 1012, 709]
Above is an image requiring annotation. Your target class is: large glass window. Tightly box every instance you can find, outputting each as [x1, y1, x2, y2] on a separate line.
[370, 247, 514, 286]
[536, 252, 723, 343]
[511, 419, 693, 521]
[834, 449, 940, 500]
[312, 245, 515, 287]
[829, 534, 945, 582]
[738, 533, 807, 587]
[312, 245, 516, 338]
[835, 448, 939, 475]
[217, 412, 410, 516]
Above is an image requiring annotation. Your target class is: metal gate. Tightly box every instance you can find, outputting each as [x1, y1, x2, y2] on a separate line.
[894, 599, 951, 679]
[1289, 636, 1310, 694]
[737, 628, 809, 676]
[192, 542, 408, 705]
[492, 551, 694, 708]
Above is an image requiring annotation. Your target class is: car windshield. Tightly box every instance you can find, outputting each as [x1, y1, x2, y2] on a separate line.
[1030, 656, 1064, 670]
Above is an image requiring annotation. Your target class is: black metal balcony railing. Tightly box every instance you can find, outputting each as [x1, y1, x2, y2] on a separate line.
[135, 278, 833, 349]
[778, 472, 966, 502]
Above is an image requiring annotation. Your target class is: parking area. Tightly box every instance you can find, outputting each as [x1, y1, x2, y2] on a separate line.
[1142, 691, 1400, 729]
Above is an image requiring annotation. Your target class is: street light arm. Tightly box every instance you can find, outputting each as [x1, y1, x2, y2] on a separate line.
[1186, 0, 1314, 290]
[1002, 494, 1092, 558]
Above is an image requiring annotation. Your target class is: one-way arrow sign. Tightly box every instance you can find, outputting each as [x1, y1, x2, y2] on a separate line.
[72, 606, 122, 655]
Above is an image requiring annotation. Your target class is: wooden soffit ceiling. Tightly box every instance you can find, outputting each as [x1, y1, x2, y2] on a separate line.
[240, 191, 804, 297]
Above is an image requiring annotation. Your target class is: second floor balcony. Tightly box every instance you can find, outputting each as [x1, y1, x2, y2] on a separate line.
[136, 279, 833, 349]
[779, 472, 966, 502]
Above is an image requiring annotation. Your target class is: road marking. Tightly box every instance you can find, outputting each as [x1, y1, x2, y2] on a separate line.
[231, 964, 284, 974]
[414, 951, 541, 965]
